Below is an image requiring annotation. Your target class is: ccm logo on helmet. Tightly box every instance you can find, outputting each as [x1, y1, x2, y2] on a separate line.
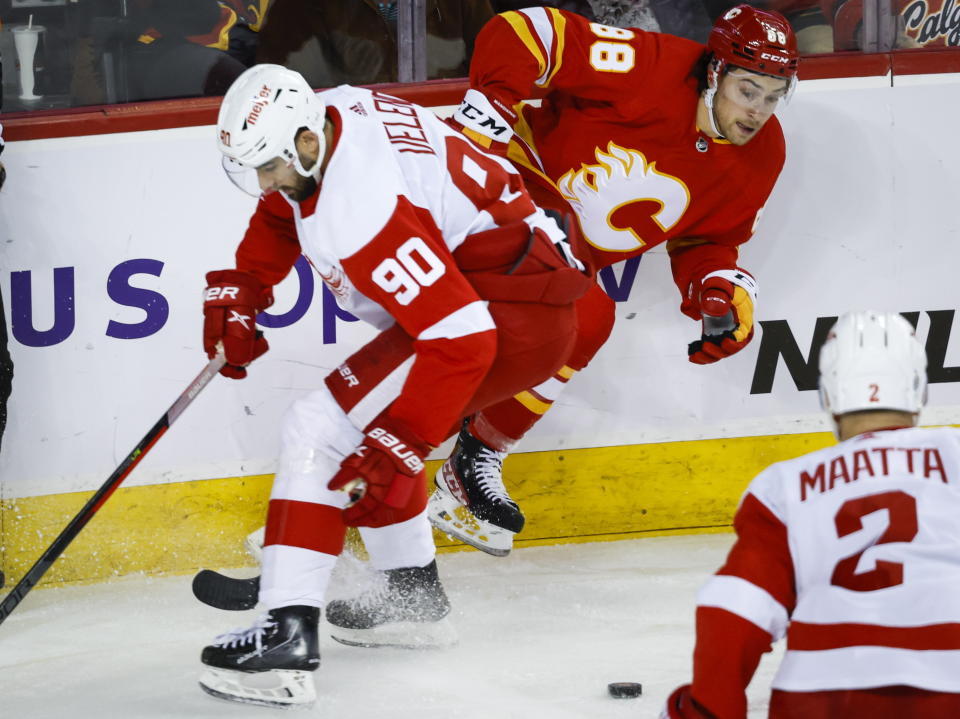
[761, 52, 789, 63]
[369, 427, 425, 473]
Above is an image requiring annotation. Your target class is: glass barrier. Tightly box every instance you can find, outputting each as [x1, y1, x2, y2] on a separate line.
[0, 0, 271, 111]
[0, 0, 958, 115]
[0, 0, 495, 112]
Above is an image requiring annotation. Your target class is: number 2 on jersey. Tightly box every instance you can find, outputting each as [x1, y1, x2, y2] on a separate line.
[830, 490, 918, 592]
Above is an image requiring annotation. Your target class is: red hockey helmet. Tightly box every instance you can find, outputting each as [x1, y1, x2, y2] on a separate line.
[708, 5, 800, 79]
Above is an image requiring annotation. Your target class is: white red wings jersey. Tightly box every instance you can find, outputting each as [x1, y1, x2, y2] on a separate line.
[692, 426, 960, 715]
[234, 85, 564, 444]
[468, 7, 786, 317]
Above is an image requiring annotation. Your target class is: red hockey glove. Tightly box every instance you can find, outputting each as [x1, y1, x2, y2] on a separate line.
[447, 88, 514, 157]
[659, 685, 715, 719]
[203, 269, 273, 379]
[327, 417, 431, 528]
[688, 269, 758, 365]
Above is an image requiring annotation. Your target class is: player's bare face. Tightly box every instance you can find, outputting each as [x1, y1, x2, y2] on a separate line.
[714, 70, 789, 145]
[256, 157, 316, 202]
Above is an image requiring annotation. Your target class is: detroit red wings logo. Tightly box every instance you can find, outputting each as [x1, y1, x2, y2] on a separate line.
[319, 265, 349, 299]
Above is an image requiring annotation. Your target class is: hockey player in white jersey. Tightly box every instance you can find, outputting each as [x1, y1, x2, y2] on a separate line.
[195, 65, 590, 707]
[662, 310, 960, 718]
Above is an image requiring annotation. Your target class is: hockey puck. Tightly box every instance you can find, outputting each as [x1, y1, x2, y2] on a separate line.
[608, 682, 643, 698]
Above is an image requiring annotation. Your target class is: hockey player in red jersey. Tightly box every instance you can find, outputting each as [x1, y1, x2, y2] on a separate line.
[195, 64, 590, 707]
[662, 311, 960, 719]
[429, 4, 801, 555]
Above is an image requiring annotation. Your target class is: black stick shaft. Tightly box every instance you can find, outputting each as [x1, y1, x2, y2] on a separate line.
[0, 356, 226, 626]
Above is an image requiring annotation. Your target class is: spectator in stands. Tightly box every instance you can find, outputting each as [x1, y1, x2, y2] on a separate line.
[254, 0, 494, 88]
[125, 0, 248, 101]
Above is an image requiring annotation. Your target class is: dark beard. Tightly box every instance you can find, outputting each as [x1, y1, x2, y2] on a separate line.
[290, 175, 319, 203]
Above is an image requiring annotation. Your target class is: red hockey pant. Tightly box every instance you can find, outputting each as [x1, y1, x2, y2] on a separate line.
[467, 176, 616, 449]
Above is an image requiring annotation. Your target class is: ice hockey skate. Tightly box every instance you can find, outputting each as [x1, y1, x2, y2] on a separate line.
[325, 560, 457, 649]
[198, 605, 320, 708]
[428, 421, 524, 556]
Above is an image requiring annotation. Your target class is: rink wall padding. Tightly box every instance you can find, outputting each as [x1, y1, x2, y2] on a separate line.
[4, 57, 960, 587]
[0, 431, 837, 586]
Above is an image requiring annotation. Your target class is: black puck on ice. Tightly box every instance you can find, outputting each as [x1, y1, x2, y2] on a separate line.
[608, 682, 643, 698]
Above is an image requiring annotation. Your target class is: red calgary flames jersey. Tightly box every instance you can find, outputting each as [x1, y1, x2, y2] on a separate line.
[469, 7, 786, 314]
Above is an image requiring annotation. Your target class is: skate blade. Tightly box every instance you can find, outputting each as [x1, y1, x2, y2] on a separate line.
[199, 666, 316, 708]
[330, 617, 458, 649]
[428, 490, 514, 557]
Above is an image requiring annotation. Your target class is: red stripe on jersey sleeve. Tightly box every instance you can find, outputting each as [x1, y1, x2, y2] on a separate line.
[469, 12, 552, 113]
[236, 191, 303, 287]
[691, 606, 774, 719]
[264, 498, 347, 556]
[789, 621, 960, 651]
[717, 492, 798, 614]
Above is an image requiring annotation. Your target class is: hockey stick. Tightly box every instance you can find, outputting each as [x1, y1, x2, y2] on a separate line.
[0, 354, 226, 626]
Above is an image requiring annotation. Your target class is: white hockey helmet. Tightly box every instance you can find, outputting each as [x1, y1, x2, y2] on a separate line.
[216, 64, 326, 195]
[818, 311, 927, 417]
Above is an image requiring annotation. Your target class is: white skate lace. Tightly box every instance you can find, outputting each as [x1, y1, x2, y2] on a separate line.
[212, 613, 277, 653]
[474, 446, 513, 504]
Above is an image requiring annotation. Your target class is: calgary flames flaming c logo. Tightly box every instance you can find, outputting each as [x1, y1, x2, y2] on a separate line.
[557, 143, 690, 252]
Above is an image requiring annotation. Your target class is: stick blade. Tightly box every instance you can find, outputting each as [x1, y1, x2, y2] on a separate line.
[191, 570, 260, 611]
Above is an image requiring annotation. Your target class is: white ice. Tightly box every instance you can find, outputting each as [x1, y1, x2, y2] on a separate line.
[0, 534, 784, 718]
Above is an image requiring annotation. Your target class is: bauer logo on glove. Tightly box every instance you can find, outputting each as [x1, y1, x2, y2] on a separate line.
[327, 417, 432, 528]
[687, 269, 758, 365]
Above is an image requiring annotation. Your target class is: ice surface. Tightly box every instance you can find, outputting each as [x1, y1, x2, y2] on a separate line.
[0, 534, 783, 718]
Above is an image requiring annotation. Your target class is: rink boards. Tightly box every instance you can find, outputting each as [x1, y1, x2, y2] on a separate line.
[3, 67, 960, 586]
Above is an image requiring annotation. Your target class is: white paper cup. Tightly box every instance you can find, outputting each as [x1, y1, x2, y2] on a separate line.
[13, 26, 44, 100]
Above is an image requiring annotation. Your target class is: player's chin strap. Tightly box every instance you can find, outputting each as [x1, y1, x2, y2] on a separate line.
[703, 58, 726, 139]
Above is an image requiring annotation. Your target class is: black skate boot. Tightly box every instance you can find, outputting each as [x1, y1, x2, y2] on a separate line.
[428, 420, 524, 556]
[326, 560, 457, 649]
[198, 605, 320, 707]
